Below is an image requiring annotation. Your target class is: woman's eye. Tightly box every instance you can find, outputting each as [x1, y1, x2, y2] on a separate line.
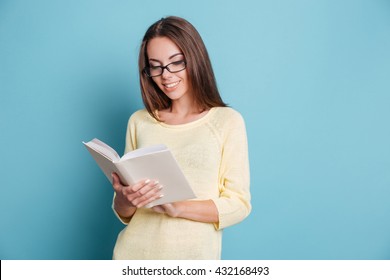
[171, 60, 184, 65]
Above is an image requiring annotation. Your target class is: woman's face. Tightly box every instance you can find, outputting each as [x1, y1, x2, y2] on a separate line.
[146, 36, 191, 102]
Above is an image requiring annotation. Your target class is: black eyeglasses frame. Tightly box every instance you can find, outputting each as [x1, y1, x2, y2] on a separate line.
[143, 60, 187, 77]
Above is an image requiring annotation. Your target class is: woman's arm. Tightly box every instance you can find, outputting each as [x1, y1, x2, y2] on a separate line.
[152, 110, 251, 227]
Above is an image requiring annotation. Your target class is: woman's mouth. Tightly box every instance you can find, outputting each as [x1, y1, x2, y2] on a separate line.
[163, 81, 180, 89]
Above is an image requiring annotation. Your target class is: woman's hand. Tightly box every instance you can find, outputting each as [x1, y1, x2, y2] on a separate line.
[112, 173, 163, 218]
[152, 203, 181, 217]
[152, 200, 219, 223]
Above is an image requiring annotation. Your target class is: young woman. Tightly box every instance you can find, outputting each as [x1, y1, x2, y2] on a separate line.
[111, 16, 251, 259]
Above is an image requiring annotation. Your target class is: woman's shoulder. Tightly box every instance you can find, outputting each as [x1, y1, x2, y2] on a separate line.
[208, 107, 247, 144]
[207, 107, 247, 138]
[128, 109, 152, 121]
[127, 109, 155, 127]
[212, 106, 245, 124]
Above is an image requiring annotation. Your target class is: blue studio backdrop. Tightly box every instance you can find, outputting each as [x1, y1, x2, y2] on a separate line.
[1, 0, 389, 259]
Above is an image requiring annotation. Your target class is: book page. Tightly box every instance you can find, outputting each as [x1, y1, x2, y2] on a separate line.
[84, 138, 120, 162]
[121, 144, 167, 161]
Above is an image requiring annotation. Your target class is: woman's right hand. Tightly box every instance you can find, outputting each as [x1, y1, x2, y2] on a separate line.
[112, 173, 163, 209]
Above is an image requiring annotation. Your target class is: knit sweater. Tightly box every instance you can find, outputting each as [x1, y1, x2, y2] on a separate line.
[112, 107, 251, 259]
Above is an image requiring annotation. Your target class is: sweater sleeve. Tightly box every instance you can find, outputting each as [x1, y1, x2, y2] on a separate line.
[211, 111, 251, 230]
[124, 113, 138, 153]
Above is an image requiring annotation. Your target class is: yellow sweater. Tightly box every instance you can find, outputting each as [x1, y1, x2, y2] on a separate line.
[112, 107, 251, 259]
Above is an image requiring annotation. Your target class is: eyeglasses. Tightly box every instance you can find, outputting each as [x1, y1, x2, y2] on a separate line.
[143, 60, 187, 77]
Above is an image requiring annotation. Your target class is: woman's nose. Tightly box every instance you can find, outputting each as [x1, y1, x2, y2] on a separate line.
[161, 68, 173, 79]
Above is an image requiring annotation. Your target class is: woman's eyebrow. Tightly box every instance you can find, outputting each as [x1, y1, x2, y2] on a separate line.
[169, 53, 184, 59]
[149, 53, 184, 63]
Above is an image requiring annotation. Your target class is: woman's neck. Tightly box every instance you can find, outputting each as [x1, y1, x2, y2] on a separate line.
[159, 102, 208, 125]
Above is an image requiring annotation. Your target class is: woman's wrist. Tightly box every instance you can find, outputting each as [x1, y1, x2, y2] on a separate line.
[174, 201, 187, 218]
[114, 196, 137, 218]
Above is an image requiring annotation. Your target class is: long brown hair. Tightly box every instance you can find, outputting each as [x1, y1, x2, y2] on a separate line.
[138, 16, 227, 120]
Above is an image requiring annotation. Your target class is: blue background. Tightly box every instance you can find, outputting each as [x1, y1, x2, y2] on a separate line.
[1, 0, 389, 260]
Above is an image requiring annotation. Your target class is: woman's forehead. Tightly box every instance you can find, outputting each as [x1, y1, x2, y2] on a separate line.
[147, 37, 183, 61]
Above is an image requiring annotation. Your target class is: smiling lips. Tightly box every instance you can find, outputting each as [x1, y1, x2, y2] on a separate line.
[163, 81, 180, 89]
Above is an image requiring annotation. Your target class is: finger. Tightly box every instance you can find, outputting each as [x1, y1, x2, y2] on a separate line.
[152, 205, 165, 213]
[132, 184, 164, 207]
[130, 180, 160, 197]
[131, 179, 159, 193]
[132, 190, 163, 207]
[120, 179, 150, 197]
[135, 192, 164, 208]
[124, 182, 162, 204]
[139, 181, 163, 196]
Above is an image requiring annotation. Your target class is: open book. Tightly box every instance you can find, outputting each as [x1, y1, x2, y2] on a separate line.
[83, 138, 196, 208]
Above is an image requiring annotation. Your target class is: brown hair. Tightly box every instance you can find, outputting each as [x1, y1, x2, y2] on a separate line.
[138, 16, 227, 120]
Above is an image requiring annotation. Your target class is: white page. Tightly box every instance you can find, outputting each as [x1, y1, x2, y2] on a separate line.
[83, 139, 120, 162]
[120, 144, 167, 160]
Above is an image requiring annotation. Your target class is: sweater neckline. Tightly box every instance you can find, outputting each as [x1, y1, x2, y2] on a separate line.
[153, 107, 218, 129]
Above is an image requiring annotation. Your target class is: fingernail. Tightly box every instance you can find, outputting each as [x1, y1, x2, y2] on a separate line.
[144, 179, 151, 184]
[158, 185, 163, 190]
[159, 194, 164, 198]
[153, 180, 159, 185]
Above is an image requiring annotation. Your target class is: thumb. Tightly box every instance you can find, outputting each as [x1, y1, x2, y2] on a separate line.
[111, 173, 121, 191]
[152, 205, 165, 214]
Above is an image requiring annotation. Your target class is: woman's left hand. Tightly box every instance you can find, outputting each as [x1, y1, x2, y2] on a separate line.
[152, 203, 181, 218]
[151, 200, 219, 223]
